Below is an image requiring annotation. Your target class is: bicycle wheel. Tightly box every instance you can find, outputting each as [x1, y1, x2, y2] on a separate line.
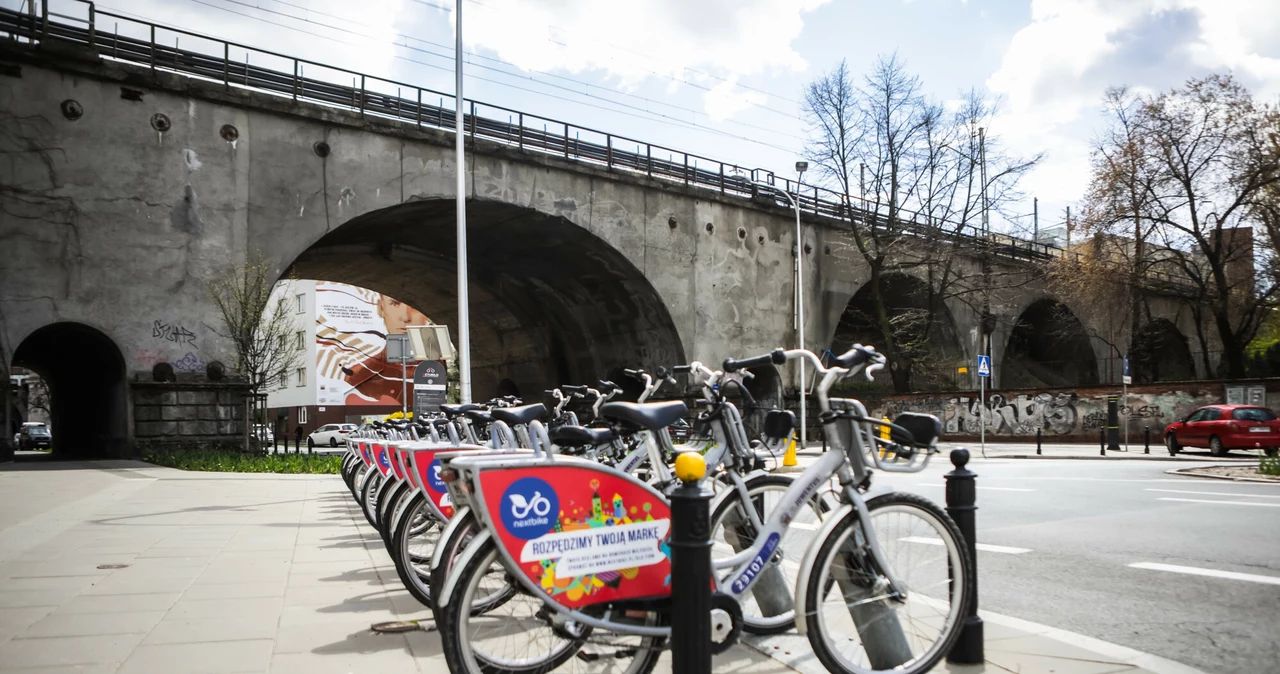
[360, 472, 383, 529]
[349, 463, 368, 501]
[379, 482, 412, 547]
[391, 493, 442, 607]
[803, 491, 971, 674]
[440, 538, 665, 674]
[429, 511, 516, 625]
[709, 474, 826, 635]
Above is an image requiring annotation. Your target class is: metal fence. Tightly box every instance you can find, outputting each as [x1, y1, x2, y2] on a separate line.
[0, 0, 1078, 267]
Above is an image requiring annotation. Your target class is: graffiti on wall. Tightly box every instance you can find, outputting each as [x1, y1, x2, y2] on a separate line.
[871, 387, 1218, 437]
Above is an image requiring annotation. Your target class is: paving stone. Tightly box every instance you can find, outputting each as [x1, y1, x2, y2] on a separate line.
[118, 639, 273, 674]
[17, 610, 166, 638]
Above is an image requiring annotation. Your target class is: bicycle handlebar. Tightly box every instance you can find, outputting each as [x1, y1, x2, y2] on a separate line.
[722, 349, 787, 373]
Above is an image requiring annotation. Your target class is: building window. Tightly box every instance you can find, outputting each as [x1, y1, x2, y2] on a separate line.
[298, 406, 308, 424]
[296, 368, 306, 387]
[279, 370, 288, 388]
[295, 330, 305, 350]
[295, 293, 305, 314]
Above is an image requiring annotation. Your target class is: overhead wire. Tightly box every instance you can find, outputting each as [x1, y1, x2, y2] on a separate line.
[157, 0, 803, 152]
[249, 0, 805, 138]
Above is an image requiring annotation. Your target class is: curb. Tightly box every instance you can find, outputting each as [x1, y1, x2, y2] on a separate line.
[792, 450, 1245, 463]
[1165, 464, 1280, 484]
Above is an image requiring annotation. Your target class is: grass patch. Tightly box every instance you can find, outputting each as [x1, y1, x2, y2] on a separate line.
[142, 446, 342, 474]
[1260, 456, 1280, 477]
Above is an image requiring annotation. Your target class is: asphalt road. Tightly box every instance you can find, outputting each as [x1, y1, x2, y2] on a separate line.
[868, 456, 1280, 674]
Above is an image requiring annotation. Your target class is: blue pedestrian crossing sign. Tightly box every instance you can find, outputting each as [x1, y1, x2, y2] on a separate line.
[977, 355, 991, 378]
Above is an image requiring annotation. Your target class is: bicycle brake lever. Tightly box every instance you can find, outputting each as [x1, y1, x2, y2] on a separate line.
[866, 362, 884, 381]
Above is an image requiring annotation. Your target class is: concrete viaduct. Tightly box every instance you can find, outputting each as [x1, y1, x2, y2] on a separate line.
[0, 8, 1208, 457]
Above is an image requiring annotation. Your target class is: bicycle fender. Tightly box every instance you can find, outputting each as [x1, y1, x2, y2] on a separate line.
[390, 489, 423, 537]
[429, 506, 472, 574]
[793, 503, 854, 636]
[356, 464, 378, 497]
[438, 528, 493, 611]
[707, 469, 773, 514]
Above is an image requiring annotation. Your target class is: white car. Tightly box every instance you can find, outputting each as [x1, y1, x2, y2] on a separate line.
[308, 423, 356, 449]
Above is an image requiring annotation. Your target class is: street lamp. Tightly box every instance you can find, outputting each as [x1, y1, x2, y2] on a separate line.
[753, 162, 809, 448]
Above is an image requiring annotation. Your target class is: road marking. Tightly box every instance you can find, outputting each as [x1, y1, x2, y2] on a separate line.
[1146, 488, 1280, 499]
[1129, 562, 1280, 586]
[1157, 497, 1280, 508]
[900, 536, 1031, 554]
[918, 483, 1034, 492]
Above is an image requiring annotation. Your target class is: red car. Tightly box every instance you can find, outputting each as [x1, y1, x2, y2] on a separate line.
[1165, 405, 1280, 457]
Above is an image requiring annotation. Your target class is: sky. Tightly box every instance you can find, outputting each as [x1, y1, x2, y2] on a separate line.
[22, 0, 1280, 238]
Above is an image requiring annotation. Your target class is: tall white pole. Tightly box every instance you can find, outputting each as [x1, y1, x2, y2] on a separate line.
[454, 0, 471, 404]
[796, 194, 806, 450]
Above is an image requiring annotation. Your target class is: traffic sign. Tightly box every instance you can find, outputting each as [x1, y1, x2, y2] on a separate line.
[976, 355, 991, 378]
[1123, 356, 1131, 385]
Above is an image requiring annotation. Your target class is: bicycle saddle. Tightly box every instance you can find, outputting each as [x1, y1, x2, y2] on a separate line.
[548, 425, 615, 447]
[490, 403, 547, 427]
[464, 409, 493, 423]
[599, 400, 688, 431]
[441, 403, 482, 417]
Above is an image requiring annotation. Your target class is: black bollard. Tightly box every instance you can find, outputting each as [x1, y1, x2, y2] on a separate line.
[670, 458, 714, 674]
[1036, 428, 1042, 455]
[945, 449, 984, 664]
[1144, 426, 1151, 454]
[1100, 428, 1105, 456]
[1106, 396, 1122, 451]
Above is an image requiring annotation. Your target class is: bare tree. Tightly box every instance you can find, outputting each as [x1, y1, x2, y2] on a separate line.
[206, 252, 302, 449]
[805, 55, 1040, 392]
[1072, 75, 1280, 377]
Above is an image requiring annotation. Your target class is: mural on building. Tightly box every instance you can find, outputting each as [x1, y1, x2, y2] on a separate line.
[870, 386, 1220, 438]
[314, 282, 430, 406]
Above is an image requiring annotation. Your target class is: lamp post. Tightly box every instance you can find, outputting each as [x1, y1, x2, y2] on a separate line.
[454, 0, 471, 403]
[754, 162, 808, 448]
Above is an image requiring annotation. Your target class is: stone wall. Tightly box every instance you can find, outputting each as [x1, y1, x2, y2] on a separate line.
[132, 380, 249, 447]
[867, 381, 1278, 442]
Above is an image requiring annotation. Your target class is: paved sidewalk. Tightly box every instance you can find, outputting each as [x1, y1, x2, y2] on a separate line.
[0, 459, 1207, 674]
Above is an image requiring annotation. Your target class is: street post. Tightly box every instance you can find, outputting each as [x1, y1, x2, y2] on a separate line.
[945, 448, 983, 664]
[669, 452, 712, 674]
[977, 355, 990, 455]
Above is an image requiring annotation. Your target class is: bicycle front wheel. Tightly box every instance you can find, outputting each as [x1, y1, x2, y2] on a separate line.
[804, 491, 971, 674]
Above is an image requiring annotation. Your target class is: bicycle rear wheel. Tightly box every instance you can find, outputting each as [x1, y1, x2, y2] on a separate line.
[803, 491, 970, 674]
[440, 539, 664, 674]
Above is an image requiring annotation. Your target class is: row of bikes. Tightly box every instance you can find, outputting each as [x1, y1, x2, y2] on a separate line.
[336, 344, 973, 674]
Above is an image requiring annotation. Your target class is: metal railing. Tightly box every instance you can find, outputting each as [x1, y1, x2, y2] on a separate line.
[0, 1, 1082, 266]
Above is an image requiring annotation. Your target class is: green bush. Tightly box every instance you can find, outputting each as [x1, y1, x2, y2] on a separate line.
[1260, 456, 1280, 477]
[142, 446, 342, 474]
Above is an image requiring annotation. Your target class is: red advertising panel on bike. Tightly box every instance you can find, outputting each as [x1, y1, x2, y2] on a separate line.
[388, 445, 406, 481]
[478, 464, 671, 609]
[373, 443, 392, 477]
[358, 442, 372, 466]
[409, 447, 488, 519]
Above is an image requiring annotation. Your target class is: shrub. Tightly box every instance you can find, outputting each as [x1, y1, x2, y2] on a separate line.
[142, 446, 341, 474]
[1259, 456, 1280, 477]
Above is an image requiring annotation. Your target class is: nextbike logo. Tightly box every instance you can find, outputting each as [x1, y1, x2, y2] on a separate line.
[376, 447, 390, 470]
[426, 458, 447, 493]
[500, 476, 558, 540]
[730, 532, 780, 594]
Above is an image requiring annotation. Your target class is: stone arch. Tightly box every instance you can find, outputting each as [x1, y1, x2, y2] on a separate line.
[1130, 318, 1194, 383]
[829, 272, 964, 391]
[286, 198, 685, 398]
[1003, 299, 1098, 388]
[11, 322, 128, 459]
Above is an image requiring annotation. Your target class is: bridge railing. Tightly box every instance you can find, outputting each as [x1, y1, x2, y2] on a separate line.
[2, 1, 1192, 275]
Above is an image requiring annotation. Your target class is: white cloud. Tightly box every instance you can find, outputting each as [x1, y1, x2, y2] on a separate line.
[458, 0, 829, 105]
[986, 0, 1280, 212]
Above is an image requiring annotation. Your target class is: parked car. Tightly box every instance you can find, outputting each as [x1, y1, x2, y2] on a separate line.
[17, 423, 52, 450]
[308, 423, 356, 449]
[668, 417, 692, 444]
[253, 424, 272, 444]
[1164, 405, 1279, 457]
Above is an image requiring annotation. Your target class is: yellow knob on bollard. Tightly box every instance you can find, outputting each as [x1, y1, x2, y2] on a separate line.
[782, 436, 798, 467]
[880, 417, 892, 441]
[674, 451, 707, 484]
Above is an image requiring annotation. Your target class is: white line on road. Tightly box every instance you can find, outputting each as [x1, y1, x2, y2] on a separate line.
[1157, 497, 1280, 507]
[918, 483, 1035, 492]
[900, 536, 1031, 554]
[1129, 562, 1280, 586]
[1146, 489, 1280, 498]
